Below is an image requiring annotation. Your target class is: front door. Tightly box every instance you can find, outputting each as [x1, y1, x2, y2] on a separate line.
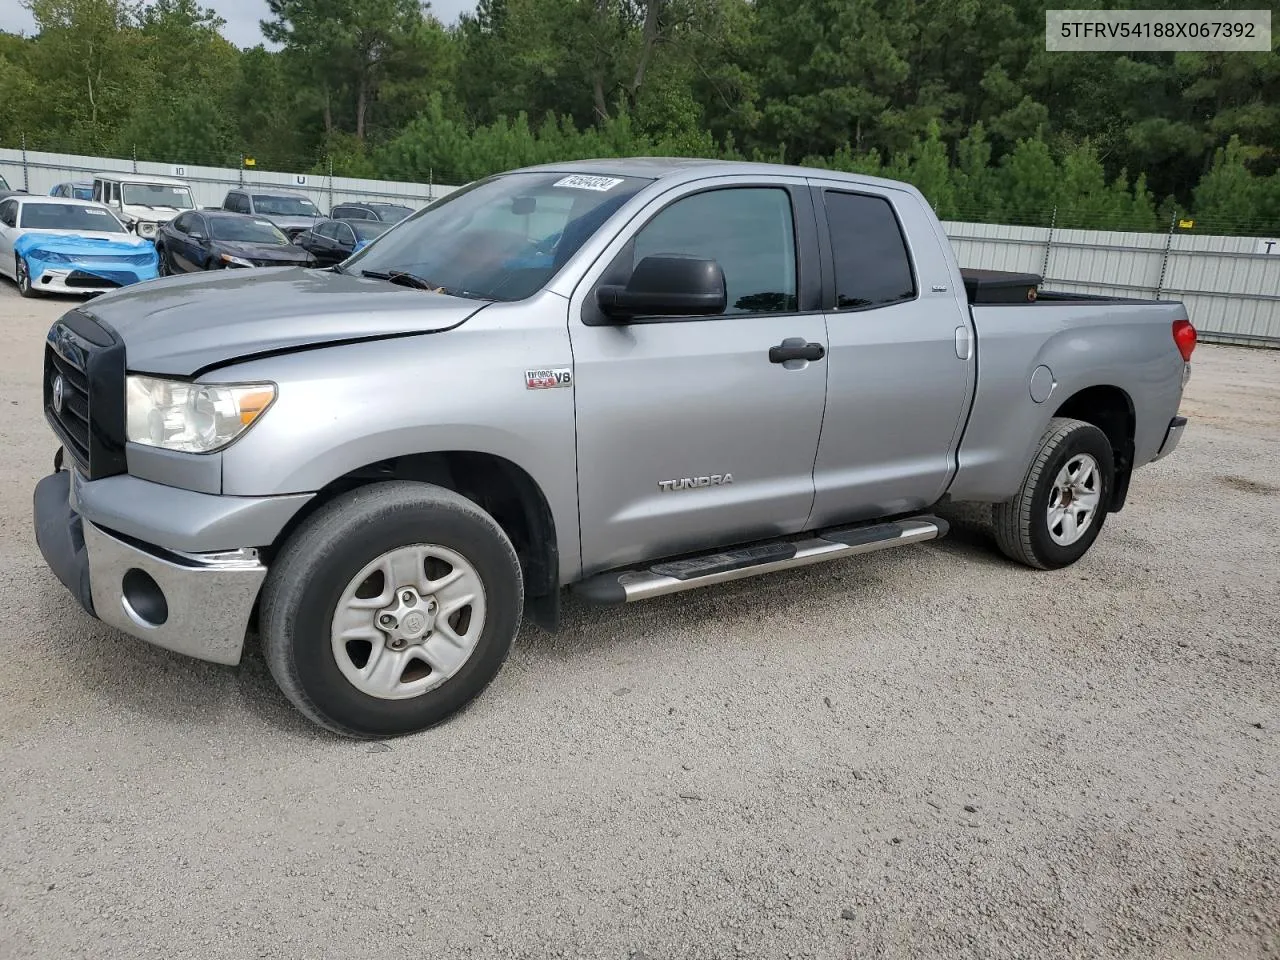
[806, 182, 975, 526]
[570, 180, 829, 575]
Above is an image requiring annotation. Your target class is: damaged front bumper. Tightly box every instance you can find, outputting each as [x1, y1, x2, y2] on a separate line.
[33, 457, 270, 666]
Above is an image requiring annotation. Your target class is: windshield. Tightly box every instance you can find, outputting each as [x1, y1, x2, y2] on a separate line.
[210, 217, 288, 244]
[351, 220, 391, 241]
[20, 202, 126, 233]
[253, 194, 320, 217]
[343, 171, 649, 301]
[371, 204, 414, 222]
[121, 183, 194, 209]
[71, 184, 94, 200]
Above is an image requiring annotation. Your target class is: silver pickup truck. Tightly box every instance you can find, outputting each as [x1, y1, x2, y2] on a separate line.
[32, 159, 1197, 738]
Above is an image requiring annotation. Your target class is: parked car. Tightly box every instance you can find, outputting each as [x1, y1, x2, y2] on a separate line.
[329, 201, 415, 223]
[32, 159, 1196, 739]
[0, 172, 25, 200]
[293, 218, 391, 265]
[221, 188, 323, 239]
[156, 210, 317, 273]
[0, 195, 158, 297]
[91, 172, 196, 242]
[50, 181, 94, 201]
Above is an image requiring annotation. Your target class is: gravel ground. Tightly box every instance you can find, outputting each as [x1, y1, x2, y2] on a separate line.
[0, 282, 1277, 960]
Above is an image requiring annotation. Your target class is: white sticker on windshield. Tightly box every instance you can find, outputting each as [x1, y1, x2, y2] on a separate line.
[84, 208, 107, 215]
[552, 174, 624, 192]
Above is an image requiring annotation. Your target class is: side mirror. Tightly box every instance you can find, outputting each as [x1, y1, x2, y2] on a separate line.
[595, 255, 726, 321]
[189, 231, 205, 241]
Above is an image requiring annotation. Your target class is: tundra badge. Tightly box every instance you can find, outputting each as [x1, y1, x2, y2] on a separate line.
[659, 474, 733, 492]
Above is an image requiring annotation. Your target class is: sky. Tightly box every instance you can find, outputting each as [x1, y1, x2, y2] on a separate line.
[0, 0, 476, 48]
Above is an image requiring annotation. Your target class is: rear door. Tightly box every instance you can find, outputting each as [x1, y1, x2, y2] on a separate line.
[570, 176, 829, 575]
[806, 182, 975, 525]
[0, 199, 17, 276]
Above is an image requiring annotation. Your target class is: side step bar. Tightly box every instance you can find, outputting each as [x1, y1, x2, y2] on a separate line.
[572, 515, 949, 605]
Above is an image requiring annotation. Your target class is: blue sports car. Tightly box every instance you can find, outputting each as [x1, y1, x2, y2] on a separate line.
[0, 196, 159, 297]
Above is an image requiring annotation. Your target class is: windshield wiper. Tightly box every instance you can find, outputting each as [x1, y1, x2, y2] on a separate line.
[361, 269, 458, 294]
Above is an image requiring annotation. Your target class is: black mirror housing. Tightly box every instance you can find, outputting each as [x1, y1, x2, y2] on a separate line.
[596, 255, 727, 320]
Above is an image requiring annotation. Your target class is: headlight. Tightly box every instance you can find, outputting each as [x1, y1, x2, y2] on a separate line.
[126, 376, 276, 453]
[220, 253, 254, 268]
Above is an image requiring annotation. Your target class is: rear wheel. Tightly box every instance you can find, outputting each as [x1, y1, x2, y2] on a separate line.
[15, 256, 36, 298]
[260, 481, 524, 738]
[993, 417, 1114, 570]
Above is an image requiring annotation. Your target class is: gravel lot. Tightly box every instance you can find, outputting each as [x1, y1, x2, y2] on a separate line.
[0, 282, 1277, 960]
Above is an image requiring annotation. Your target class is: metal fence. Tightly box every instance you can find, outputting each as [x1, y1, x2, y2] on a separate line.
[3, 147, 1277, 346]
[0, 147, 460, 213]
[944, 219, 1280, 347]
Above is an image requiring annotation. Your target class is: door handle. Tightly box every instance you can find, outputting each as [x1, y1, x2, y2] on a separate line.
[769, 339, 826, 364]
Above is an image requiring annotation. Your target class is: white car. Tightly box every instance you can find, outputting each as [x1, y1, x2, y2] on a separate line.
[0, 195, 160, 297]
[91, 172, 196, 240]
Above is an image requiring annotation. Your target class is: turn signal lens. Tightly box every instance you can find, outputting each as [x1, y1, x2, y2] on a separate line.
[1172, 318, 1197, 362]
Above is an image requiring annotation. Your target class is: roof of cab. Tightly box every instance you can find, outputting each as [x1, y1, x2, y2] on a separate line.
[92, 171, 190, 185]
[509, 156, 925, 197]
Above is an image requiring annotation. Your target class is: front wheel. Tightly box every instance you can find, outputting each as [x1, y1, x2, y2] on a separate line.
[260, 481, 524, 738]
[993, 417, 1114, 570]
[15, 256, 37, 298]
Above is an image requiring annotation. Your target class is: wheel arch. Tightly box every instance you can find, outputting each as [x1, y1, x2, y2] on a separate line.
[267, 451, 562, 631]
[1052, 384, 1136, 511]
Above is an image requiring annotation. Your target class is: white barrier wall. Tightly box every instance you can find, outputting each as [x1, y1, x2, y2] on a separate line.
[0, 148, 459, 212]
[944, 221, 1280, 346]
[3, 148, 1276, 345]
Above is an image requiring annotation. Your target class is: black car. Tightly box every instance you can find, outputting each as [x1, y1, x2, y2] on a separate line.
[293, 218, 391, 266]
[156, 210, 317, 273]
[329, 200, 415, 223]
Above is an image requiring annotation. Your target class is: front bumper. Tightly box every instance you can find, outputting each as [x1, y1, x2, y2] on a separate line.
[26, 267, 148, 295]
[33, 468, 267, 665]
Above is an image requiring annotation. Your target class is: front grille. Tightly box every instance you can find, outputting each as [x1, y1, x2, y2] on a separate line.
[42, 252, 154, 266]
[44, 312, 128, 480]
[65, 270, 128, 288]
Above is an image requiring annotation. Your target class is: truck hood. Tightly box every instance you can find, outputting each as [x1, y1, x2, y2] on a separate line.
[122, 204, 185, 222]
[81, 267, 489, 377]
[262, 214, 324, 233]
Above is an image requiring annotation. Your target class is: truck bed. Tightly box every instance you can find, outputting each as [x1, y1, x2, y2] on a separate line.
[960, 267, 1164, 306]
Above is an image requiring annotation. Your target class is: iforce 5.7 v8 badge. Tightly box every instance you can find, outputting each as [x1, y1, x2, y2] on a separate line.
[525, 367, 573, 389]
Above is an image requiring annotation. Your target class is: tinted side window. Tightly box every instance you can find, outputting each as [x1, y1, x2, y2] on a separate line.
[824, 191, 916, 310]
[171, 212, 190, 233]
[631, 187, 798, 315]
[336, 223, 355, 245]
[315, 222, 337, 239]
[0, 201, 15, 227]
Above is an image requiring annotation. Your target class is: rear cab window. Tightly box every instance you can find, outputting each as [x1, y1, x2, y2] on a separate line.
[822, 191, 917, 311]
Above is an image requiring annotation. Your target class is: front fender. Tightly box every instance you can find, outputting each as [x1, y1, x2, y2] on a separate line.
[214, 305, 581, 577]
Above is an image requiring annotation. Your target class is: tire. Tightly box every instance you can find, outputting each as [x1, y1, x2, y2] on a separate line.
[260, 481, 524, 738]
[156, 244, 170, 276]
[993, 417, 1114, 570]
[15, 256, 36, 298]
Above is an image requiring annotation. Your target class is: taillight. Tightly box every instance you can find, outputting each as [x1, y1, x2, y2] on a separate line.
[1173, 318, 1197, 362]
